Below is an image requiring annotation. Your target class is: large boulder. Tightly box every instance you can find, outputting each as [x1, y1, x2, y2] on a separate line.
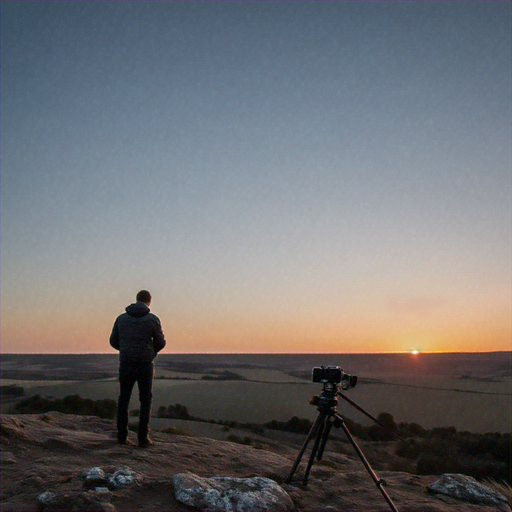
[427, 473, 510, 511]
[172, 471, 294, 512]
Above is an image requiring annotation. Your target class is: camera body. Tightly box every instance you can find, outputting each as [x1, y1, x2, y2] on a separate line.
[312, 366, 358, 390]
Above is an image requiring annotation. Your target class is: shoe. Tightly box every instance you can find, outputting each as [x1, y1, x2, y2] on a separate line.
[118, 438, 135, 446]
[138, 438, 154, 448]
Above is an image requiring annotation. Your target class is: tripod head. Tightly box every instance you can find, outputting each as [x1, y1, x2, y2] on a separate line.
[310, 381, 339, 415]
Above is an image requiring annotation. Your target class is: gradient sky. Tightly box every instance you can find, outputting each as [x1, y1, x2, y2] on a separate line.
[1, 1, 510, 354]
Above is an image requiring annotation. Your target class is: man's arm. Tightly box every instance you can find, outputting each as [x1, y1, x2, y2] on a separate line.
[109, 318, 120, 350]
[152, 317, 166, 353]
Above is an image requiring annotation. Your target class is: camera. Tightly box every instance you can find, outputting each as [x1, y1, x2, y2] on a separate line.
[312, 366, 358, 389]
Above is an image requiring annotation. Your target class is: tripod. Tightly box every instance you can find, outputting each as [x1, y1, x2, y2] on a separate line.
[285, 382, 399, 512]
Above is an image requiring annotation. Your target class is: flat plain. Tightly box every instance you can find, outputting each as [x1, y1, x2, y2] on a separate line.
[1, 352, 510, 433]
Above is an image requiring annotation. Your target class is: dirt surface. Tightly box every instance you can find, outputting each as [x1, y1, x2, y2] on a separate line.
[1, 412, 508, 511]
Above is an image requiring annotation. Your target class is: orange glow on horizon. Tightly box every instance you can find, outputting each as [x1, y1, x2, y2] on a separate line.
[1, 299, 510, 355]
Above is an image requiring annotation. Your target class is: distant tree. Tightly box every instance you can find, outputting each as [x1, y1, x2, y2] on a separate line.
[90, 399, 116, 419]
[430, 426, 457, 439]
[263, 416, 312, 435]
[377, 412, 397, 431]
[398, 422, 426, 438]
[13, 394, 116, 419]
[157, 403, 192, 419]
[61, 394, 84, 414]
[168, 404, 190, 419]
[1, 385, 24, 397]
[417, 455, 450, 475]
[367, 412, 398, 441]
[14, 395, 51, 414]
[343, 416, 367, 438]
[395, 439, 422, 459]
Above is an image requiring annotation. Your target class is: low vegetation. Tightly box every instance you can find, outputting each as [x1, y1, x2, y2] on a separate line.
[157, 403, 192, 419]
[159, 425, 196, 437]
[12, 394, 116, 419]
[392, 428, 510, 482]
[158, 403, 510, 484]
[201, 371, 247, 381]
[1, 385, 24, 397]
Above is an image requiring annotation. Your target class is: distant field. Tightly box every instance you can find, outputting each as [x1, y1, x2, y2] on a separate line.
[1, 352, 510, 433]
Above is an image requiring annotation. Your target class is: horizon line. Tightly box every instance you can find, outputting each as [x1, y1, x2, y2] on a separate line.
[1, 350, 510, 356]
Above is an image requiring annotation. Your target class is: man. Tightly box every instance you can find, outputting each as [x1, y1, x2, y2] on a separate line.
[110, 290, 166, 447]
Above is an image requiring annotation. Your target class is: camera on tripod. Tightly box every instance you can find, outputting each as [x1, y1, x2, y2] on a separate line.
[288, 365, 400, 511]
[312, 366, 358, 390]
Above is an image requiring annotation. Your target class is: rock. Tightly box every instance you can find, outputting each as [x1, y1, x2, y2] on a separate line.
[107, 467, 138, 489]
[172, 471, 294, 511]
[83, 466, 138, 490]
[428, 473, 511, 511]
[37, 490, 115, 511]
[94, 487, 111, 494]
[83, 467, 108, 489]
[37, 491, 57, 507]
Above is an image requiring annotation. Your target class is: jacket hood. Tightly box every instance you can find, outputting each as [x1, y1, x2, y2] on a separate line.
[125, 302, 150, 318]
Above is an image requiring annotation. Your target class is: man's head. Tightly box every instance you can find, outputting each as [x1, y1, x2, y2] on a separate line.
[136, 290, 152, 305]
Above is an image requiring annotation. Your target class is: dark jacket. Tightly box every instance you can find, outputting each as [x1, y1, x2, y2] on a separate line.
[110, 302, 166, 362]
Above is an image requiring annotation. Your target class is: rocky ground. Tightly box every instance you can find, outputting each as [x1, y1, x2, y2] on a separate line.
[1, 412, 509, 511]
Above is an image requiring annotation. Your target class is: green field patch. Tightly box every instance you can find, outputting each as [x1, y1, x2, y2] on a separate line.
[229, 368, 309, 383]
[0, 379, 88, 388]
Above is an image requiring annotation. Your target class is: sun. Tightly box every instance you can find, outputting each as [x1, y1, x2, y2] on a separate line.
[410, 349, 421, 355]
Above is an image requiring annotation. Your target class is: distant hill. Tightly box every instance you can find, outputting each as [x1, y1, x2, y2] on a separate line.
[1, 351, 510, 380]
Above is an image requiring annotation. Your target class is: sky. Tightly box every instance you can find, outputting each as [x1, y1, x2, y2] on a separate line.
[1, 1, 510, 355]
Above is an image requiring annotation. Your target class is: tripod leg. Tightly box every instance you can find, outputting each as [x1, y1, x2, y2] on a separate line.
[316, 416, 334, 461]
[303, 415, 327, 485]
[334, 414, 399, 512]
[285, 413, 324, 484]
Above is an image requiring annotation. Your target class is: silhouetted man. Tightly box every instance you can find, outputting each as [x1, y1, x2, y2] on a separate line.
[110, 290, 166, 447]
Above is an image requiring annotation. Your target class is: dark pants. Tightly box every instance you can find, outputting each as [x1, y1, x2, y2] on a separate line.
[117, 360, 154, 442]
